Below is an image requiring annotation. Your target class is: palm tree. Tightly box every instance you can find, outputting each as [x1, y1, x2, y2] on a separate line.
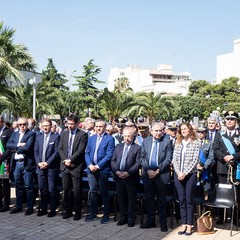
[0, 81, 56, 119]
[127, 92, 174, 124]
[0, 21, 36, 85]
[114, 77, 130, 91]
[96, 88, 134, 123]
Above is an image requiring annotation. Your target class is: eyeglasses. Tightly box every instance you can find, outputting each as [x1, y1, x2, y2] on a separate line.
[18, 123, 27, 126]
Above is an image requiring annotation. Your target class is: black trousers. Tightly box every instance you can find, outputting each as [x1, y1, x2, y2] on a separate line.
[116, 180, 137, 221]
[143, 174, 167, 226]
[0, 179, 10, 208]
[62, 170, 83, 215]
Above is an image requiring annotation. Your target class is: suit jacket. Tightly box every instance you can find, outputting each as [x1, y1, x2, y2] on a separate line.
[6, 129, 36, 170]
[111, 142, 140, 183]
[141, 136, 173, 184]
[85, 132, 115, 174]
[200, 140, 214, 170]
[58, 129, 88, 173]
[214, 131, 240, 175]
[34, 132, 60, 171]
[0, 126, 13, 162]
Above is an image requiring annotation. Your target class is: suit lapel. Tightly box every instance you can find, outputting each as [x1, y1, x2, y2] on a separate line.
[46, 133, 53, 151]
[158, 140, 163, 161]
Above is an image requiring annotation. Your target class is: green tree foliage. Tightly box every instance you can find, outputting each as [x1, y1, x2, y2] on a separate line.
[188, 80, 210, 96]
[40, 58, 68, 121]
[127, 92, 174, 124]
[96, 88, 134, 123]
[73, 59, 103, 115]
[180, 77, 240, 120]
[114, 77, 130, 91]
[0, 21, 36, 84]
[41, 58, 68, 90]
[0, 81, 55, 119]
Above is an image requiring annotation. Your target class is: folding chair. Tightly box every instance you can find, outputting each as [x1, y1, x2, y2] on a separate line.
[206, 183, 238, 236]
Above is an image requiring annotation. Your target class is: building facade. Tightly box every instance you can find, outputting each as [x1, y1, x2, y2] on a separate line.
[216, 38, 240, 83]
[107, 64, 191, 96]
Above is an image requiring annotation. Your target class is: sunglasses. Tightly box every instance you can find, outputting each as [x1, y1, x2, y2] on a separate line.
[226, 118, 236, 121]
[18, 123, 27, 126]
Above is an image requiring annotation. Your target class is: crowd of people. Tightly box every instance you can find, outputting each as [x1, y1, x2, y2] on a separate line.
[0, 110, 240, 236]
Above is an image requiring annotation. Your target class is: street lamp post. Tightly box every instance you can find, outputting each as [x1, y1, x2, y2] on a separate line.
[68, 70, 77, 115]
[29, 77, 36, 119]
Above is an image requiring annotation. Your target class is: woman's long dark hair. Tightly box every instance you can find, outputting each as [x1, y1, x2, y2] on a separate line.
[176, 122, 197, 144]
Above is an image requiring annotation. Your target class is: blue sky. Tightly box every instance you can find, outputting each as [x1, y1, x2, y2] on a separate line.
[1, 0, 240, 89]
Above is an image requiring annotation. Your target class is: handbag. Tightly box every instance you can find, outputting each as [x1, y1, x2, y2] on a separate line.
[197, 211, 215, 234]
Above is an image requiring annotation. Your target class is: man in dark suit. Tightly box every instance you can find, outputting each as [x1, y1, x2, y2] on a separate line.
[140, 122, 173, 232]
[85, 119, 115, 224]
[206, 115, 219, 189]
[214, 110, 240, 224]
[34, 118, 60, 217]
[6, 117, 36, 215]
[111, 126, 140, 227]
[0, 115, 13, 212]
[58, 114, 88, 220]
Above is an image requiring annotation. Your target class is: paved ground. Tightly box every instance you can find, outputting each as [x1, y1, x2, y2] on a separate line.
[0, 189, 239, 240]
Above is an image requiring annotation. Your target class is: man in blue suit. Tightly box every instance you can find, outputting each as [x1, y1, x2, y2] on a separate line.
[140, 122, 173, 232]
[111, 127, 140, 227]
[6, 117, 36, 215]
[85, 119, 115, 224]
[34, 118, 60, 217]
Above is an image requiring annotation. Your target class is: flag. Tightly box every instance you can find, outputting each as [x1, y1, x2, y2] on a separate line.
[0, 140, 5, 174]
[199, 149, 209, 181]
[0, 139, 4, 155]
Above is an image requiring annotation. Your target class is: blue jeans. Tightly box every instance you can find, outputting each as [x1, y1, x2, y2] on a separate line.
[88, 172, 109, 216]
[13, 162, 35, 210]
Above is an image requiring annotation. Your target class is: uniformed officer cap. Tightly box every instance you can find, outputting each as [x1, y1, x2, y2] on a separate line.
[224, 110, 239, 119]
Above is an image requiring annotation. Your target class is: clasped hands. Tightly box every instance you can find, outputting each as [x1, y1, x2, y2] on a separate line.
[63, 159, 75, 168]
[38, 162, 48, 169]
[177, 171, 185, 181]
[224, 155, 234, 164]
[88, 164, 99, 173]
[147, 169, 160, 179]
[116, 171, 130, 179]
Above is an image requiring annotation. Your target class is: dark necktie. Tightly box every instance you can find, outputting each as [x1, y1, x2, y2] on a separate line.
[42, 134, 48, 162]
[229, 132, 232, 138]
[68, 132, 73, 159]
[210, 132, 213, 142]
[120, 145, 129, 171]
[150, 141, 158, 169]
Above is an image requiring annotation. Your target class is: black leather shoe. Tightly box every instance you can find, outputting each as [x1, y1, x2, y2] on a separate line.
[47, 211, 56, 217]
[37, 210, 48, 216]
[73, 214, 81, 221]
[62, 212, 72, 219]
[0, 206, 10, 212]
[25, 209, 34, 215]
[10, 208, 22, 214]
[139, 222, 156, 229]
[117, 219, 128, 226]
[128, 221, 135, 227]
[161, 224, 168, 232]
